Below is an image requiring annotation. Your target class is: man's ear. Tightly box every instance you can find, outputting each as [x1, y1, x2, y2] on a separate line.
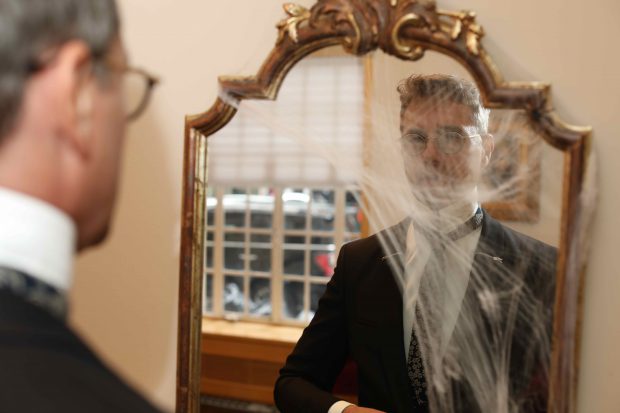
[481, 133, 494, 168]
[52, 41, 96, 160]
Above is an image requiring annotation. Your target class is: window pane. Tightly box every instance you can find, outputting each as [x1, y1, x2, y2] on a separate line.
[310, 283, 327, 315]
[224, 233, 244, 270]
[311, 236, 334, 246]
[345, 190, 359, 206]
[284, 213, 306, 230]
[251, 234, 271, 243]
[206, 246, 214, 269]
[310, 236, 334, 277]
[207, 209, 215, 227]
[283, 189, 308, 230]
[283, 280, 304, 320]
[224, 248, 244, 269]
[312, 189, 335, 204]
[224, 188, 247, 228]
[204, 273, 213, 313]
[251, 210, 272, 228]
[224, 275, 244, 313]
[345, 190, 362, 233]
[249, 278, 271, 317]
[205, 232, 214, 268]
[206, 189, 216, 226]
[283, 250, 305, 275]
[311, 189, 335, 231]
[284, 235, 305, 246]
[249, 189, 274, 229]
[224, 210, 245, 228]
[250, 248, 271, 272]
[310, 250, 335, 277]
[249, 234, 271, 272]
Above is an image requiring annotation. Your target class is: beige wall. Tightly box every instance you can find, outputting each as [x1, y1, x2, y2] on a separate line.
[70, 0, 620, 412]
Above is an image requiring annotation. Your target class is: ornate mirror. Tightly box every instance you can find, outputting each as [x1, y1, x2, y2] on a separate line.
[176, 1, 594, 412]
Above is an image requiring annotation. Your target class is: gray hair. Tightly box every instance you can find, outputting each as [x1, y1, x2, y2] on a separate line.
[397, 74, 490, 133]
[0, 0, 120, 141]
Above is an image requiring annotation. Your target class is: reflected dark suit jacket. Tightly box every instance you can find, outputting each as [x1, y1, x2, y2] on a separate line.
[274, 212, 557, 413]
[0, 281, 163, 413]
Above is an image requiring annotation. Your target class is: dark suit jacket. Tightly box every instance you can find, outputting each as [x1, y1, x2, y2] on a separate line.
[0, 286, 163, 413]
[274, 212, 557, 413]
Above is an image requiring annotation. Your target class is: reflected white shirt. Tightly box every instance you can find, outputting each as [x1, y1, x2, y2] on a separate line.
[328, 199, 481, 413]
[399, 200, 481, 357]
[0, 187, 76, 291]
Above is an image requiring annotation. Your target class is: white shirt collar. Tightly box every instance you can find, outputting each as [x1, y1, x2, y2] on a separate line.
[0, 187, 76, 292]
[405, 189, 480, 262]
[410, 188, 479, 234]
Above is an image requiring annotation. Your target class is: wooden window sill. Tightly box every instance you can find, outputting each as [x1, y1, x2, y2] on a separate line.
[200, 318, 356, 406]
[200, 318, 304, 404]
[201, 318, 304, 364]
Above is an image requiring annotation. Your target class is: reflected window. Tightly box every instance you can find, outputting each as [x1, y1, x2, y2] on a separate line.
[204, 186, 362, 324]
[201, 52, 366, 324]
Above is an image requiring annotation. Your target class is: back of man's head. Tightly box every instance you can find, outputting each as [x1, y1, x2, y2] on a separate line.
[0, 0, 119, 141]
[0, 0, 126, 250]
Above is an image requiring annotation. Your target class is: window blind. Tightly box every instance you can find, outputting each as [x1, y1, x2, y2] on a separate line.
[207, 55, 364, 186]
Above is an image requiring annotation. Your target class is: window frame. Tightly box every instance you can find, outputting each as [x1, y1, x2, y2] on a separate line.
[204, 186, 363, 326]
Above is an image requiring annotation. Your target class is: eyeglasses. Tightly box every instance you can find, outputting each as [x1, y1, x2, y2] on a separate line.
[120, 66, 159, 122]
[27, 53, 159, 122]
[400, 129, 479, 155]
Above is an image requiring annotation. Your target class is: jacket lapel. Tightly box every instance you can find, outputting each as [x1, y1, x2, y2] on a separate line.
[372, 221, 417, 412]
[363, 257, 415, 413]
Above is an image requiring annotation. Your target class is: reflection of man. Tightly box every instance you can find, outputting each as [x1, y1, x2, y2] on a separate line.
[275, 75, 556, 413]
[0, 1, 161, 412]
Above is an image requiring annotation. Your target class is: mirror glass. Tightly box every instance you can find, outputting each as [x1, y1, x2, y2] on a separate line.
[202, 47, 562, 411]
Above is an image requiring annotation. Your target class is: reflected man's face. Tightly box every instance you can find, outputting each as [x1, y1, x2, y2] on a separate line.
[400, 100, 493, 205]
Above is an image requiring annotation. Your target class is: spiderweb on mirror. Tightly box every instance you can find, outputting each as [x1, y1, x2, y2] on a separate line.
[209, 48, 584, 413]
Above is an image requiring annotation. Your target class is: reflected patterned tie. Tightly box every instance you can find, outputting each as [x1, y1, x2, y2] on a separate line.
[406, 208, 483, 408]
[407, 306, 430, 408]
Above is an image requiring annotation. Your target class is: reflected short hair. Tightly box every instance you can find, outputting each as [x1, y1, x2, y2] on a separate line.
[397, 74, 490, 133]
[0, 0, 120, 141]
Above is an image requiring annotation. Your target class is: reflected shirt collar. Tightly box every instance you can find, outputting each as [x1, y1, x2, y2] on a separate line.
[410, 188, 480, 234]
[0, 187, 76, 292]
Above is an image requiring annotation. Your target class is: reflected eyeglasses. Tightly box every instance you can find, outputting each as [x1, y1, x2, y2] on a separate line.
[400, 129, 479, 155]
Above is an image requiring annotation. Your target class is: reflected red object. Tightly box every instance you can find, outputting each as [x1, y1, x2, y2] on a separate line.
[356, 209, 364, 227]
[333, 358, 358, 396]
[313, 253, 334, 276]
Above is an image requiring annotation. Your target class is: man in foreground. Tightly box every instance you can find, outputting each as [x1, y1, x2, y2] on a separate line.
[274, 74, 556, 413]
[0, 1, 161, 411]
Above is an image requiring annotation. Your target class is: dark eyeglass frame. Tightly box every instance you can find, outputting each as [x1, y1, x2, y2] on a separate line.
[26, 52, 159, 122]
[400, 129, 480, 155]
[121, 66, 159, 122]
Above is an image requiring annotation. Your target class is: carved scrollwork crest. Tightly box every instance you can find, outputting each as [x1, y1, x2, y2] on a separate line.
[276, 3, 312, 45]
[275, 0, 485, 61]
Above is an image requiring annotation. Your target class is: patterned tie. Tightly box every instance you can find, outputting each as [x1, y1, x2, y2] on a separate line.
[406, 208, 483, 408]
[0, 266, 68, 320]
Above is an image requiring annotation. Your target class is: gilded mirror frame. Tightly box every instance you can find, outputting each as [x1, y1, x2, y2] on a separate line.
[176, 1, 592, 412]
